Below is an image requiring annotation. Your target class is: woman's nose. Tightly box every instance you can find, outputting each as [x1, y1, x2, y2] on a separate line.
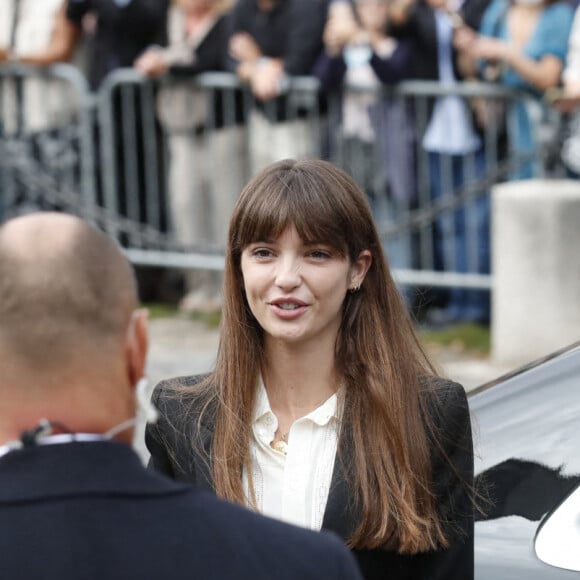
[274, 256, 301, 290]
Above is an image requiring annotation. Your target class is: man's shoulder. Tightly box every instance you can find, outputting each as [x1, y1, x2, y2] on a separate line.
[0, 445, 361, 580]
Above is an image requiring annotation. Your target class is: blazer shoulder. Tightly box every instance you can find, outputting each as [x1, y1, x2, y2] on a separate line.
[150, 374, 219, 443]
[146, 374, 217, 487]
[153, 373, 209, 395]
[421, 376, 469, 417]
[420, 376, 473, 480]
[152, 374, 210, 413]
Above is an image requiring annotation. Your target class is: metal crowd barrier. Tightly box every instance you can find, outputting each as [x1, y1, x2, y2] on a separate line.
[1, 64, 565, 297]
[0, 63, 98, 218]
[96, 69, 325, 271]
[0, 63, 175, 251]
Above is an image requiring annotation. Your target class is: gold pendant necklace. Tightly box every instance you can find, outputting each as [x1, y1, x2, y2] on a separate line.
[272, 439, 288, 455]
[271, 430, 289, 455]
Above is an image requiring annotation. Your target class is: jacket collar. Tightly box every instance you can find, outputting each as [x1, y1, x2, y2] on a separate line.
[0, 440, 190, 504]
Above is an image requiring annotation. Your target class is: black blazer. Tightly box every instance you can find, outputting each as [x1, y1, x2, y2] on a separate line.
[0, 440, 362, 580]
[146, 377, 474, 580]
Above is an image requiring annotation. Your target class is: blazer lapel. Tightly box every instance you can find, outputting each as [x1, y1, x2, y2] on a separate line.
[321, 446, 361, 542]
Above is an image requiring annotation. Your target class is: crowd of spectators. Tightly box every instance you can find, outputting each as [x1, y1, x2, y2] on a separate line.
[2, 0, 580, 323]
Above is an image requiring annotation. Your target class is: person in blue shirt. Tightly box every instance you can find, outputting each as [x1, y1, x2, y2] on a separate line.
[458, 0, 574, 179]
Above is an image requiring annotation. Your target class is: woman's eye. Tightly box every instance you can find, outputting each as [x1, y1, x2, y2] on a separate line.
[252, 248, 273, 258]
[309, 250, 331, 259]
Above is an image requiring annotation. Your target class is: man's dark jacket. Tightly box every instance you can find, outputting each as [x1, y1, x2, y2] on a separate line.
[0, 440, 362, 579]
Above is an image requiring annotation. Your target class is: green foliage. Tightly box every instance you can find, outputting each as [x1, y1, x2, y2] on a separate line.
[418, 323, 491, 356]
[143, 303, 179, 319]
[143, 303, 222, 328]
[188, 309, 222, 328]
[145, 304, 489, 354]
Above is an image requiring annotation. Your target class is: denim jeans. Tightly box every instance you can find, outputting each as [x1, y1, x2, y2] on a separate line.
[428, 149, 490, 323]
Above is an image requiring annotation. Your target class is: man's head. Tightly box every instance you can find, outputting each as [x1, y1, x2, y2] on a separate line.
[0, 212, 148, 443]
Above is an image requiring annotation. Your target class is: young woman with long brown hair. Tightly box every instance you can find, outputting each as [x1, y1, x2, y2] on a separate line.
[146, 158, 474, 580]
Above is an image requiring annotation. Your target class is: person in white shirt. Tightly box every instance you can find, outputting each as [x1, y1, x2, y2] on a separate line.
[0, 1, 79, 132]
[146, 158, 476, 580]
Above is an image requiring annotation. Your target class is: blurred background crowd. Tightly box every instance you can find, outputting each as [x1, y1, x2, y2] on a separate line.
[2, 0, 580, 326]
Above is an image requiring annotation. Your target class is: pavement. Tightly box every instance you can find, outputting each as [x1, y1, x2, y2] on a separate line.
[146, 316, 513, 391]
[147, 317, 221, 385]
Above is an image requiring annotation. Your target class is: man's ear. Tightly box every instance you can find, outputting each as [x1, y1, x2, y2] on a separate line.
[125, 308, 149, 389]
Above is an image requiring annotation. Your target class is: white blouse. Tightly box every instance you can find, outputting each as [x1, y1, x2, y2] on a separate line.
[243, 380, 341, 531]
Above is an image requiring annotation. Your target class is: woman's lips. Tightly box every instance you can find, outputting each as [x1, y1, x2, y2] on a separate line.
[268, 299, 308, 319]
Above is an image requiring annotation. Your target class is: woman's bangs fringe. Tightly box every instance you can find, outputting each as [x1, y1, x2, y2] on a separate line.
[235, 173, 351, 254]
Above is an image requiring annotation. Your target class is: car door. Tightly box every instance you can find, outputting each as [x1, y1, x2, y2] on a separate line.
[469, 343, 580, 579]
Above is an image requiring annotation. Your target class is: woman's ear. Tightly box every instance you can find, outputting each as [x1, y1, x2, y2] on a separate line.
[349, 249, 372, 290]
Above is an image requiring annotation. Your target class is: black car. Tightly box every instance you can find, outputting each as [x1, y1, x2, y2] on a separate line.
[470, 341, 580, 579]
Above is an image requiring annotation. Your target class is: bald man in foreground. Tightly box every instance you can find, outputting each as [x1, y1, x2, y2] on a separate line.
[0, 213, 362, 580]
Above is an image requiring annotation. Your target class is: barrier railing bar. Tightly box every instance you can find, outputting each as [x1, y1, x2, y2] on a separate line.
[1, 64, 556, 294]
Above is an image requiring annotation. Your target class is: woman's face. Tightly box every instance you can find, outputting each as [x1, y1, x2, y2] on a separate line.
[240, 225, 370, 349]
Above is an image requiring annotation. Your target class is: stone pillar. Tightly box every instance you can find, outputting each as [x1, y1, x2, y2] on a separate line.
[492, 180, 580, 366]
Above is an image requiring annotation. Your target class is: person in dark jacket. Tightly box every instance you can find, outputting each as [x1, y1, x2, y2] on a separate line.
[313, 0, 416, 281]
[0, 211, 363, 580]
[66, 0, 175, 303]
[227, 0, 326, 171]
[66, 0, 170, 89]
[134, 0, 243, 314]
[389, 0, 493, 326]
